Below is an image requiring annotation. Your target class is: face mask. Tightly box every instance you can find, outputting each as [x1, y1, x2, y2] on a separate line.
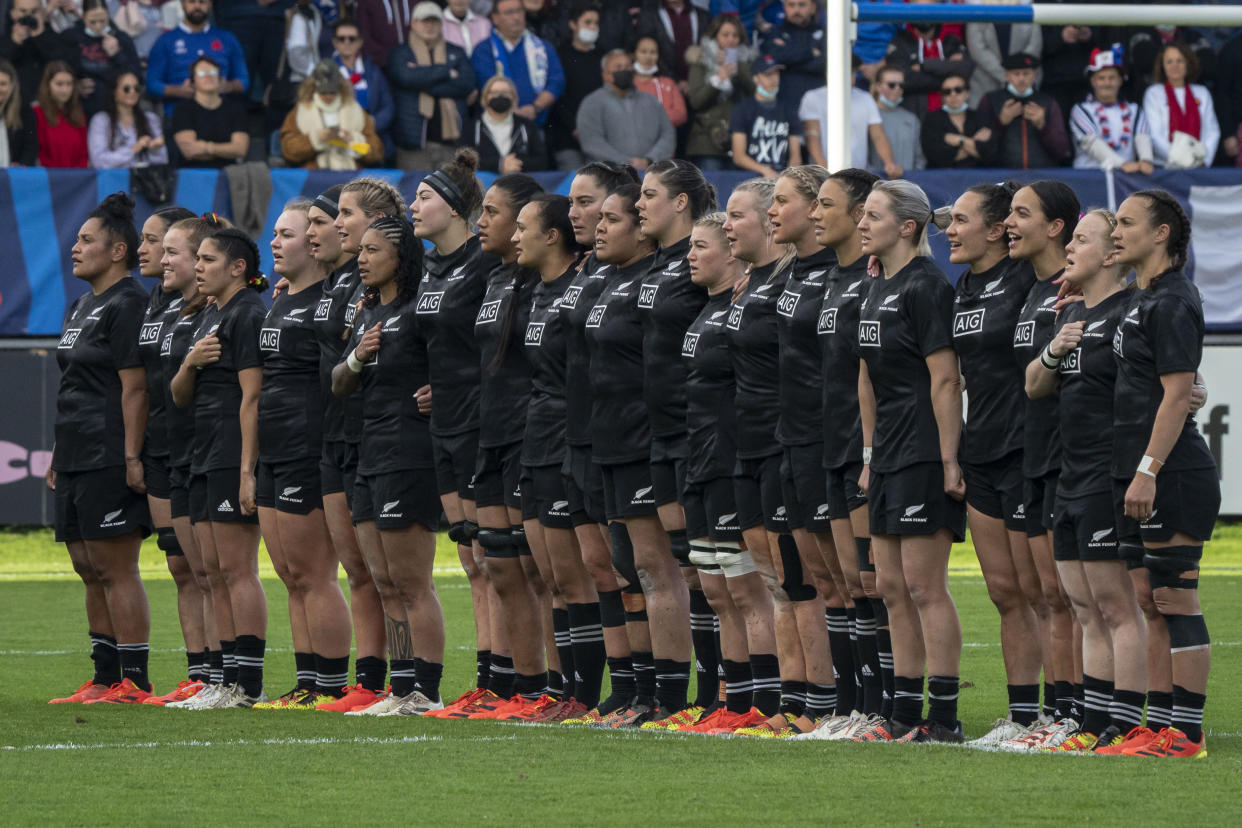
[757, 84, 779, 100]
[633, 62, 658, 76]
[879, 94, 903, 108]
[85, 25, 111, 38]
[1006, 83, 1033, 98]
[942, 101, 968, 114]
[576, 27, 599, 45]
[612, 70, 634, 91]
[487, 96, 513, 114]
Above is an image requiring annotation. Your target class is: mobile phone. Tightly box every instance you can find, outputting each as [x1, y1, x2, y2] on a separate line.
[724, 47, 738, 65]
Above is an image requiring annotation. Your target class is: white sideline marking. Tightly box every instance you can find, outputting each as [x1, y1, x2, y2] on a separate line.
[2, 734, 518, 752]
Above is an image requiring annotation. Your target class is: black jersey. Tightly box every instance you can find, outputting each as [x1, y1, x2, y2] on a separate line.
[684, 289, 737, 483]
[638, 237, 707, 439]
[953, 258, 1037, 464]
[345, 293, 434, 475]
[314, 261, 363, 445]
[138, 285, 181, 460]
[188, 289, 267, 474]
[417, 235, 493, 437]
[1014, 275, 1062, 478]
[160, 300, 203, 470]
[522, 267, 576, 467]
[857, 257, 956, 474]
[818, 255, 872, 469]
[1112, 270, 1216, 477]
[584, 255, 658, 465]
[776, 247, 838, 446]
[259, 280, 325, 462]
[475, 262, 537, 448]
[560, 254, 614, 447]
[52, 277, 148, 473]
[1054, 290, 1129, 498]
[726, 261, 785, 460]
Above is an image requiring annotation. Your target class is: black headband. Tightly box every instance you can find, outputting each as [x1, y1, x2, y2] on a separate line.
[423, 170, 467, 216]
[311, 194, 339, 219]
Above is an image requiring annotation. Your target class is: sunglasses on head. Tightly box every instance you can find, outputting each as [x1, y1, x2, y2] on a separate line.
[941, 85, 967, 95]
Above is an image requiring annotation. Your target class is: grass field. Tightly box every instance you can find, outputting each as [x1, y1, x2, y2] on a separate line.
[3, 525, 1241, 826]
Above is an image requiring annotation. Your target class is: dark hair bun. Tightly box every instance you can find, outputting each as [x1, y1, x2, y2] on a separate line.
[99, 191, 136, 220]
[452, 148, 480, 174]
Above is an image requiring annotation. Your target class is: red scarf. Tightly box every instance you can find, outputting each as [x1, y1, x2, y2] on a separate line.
[1164, 82, 1201, 140]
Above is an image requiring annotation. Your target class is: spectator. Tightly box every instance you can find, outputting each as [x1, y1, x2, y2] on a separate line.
[870, 64, 921, 174]
[594, 2, 643, 54]
[521, 0, 560, 46]
[729, 54, 800, 177]
[282, 0, 324, 85]
[800, 63, 899, 174]
[44, 0, 82, 34]
[920, 69, 996, 169]
[1070, 45, 1153, 172]
[170, 54, 249, 166]
[213, 0, 286, 107]
[112, 0, 174, 60]
[758, 0, 823, 111]
[1126, 24, 1215, 100]
[576, 47, 673, 169]
[389, 1, 475, 170]
[636, 0, 709, 88]
[146, 0, 248, 118]
[1218, 30, 1242, 165]
[87, 67, 166, 167]
[470, 0, 564, 126]
[1039, 20, 1106, 129]
[632, 34, 686, 128]
[966, 18, 1041, 108]
[977, 52, 1069, 169]
[883, 18, 974, 118]
[0, 57, 38, 165]
[684, 12, 753, 170]
[354, 0, 413, 70]
[547, 0, 602, 169]
[1, 0, 64, 106]
[330, 18, 393, 157]
[460, 73, 547, 172]
[1142, 41, 1218, 169]
[854, 14, 898, 86]
[442, 0, 492, 56]
[60, 0, 140, 116]
[34, 58, 87, 166]
[280, 58, 383, 168]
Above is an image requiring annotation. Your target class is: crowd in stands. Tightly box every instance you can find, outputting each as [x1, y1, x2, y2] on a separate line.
[2, 0, 1242, 173]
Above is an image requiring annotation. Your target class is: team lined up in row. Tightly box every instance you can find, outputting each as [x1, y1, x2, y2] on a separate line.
[47, 151, 1216, 756]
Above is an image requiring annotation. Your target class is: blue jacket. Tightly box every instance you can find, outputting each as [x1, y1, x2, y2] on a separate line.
[470, 31, 564, 126]
[339, 55, 395, 145]
[759, 18, 826, 111]
[388, 40, 475, 150]
[146, 24, 250, 117]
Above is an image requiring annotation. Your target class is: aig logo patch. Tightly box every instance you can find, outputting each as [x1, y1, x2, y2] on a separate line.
[524, 321, 545, 346]
[585, 305, 605, 328]
[315, 297, 332, 321]
[416, 291, 444, 314]
[776, 289, 800, 318]
[818, 307, 837, 335]
[259, 328, 280, 351]
[562, 285, 582, 309]
[160, 333, 173, 356]
[139, 321, 163, 345]
[1014, 320, 1035, 347]
[344, 304, 356, 325]
[727, 305, 743, 330]
[637, 283, 658, 309]
[858, 320, 880, 347]
[477, 299, 502, 324]
[953, 308, 985, 336]
[59, 329, 82, 349]
[681, 332, 699, 356]
[1060, 348, 1081, 374]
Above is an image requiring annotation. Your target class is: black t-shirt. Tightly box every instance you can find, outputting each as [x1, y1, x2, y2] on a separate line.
[138, 284, 180, 460]
[314, 261, 363, 445]
[729, 97, 803, 172]
[684, 289, 737, 484]
[522, 267, 576, 468]
[161, 300, 204, 470]
[170, 97, 247, 168]
[417, 235, 493, 436]
[345, 293, 434, 476]
[475, 262, 537, 448]
[1112, 270, 1216, 477]
[953, 257, 1037, 464]
[726, 261, 785, 460]
[818, 256, 872, 469]
[639, 237, 707, 439]
[585, 255, 658, 465]
[188, 289, 267, 474]
[1014, 274, 1062, 478]
[776, 247, 838, 447]
[1054, 289, 1129, 498]
[559, 254, 615, 447]
[858, 257, 956, 474]
[259, 280, 325, 462]
[53, 277, 148, 473]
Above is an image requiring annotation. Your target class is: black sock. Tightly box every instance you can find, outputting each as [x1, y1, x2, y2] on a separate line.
[1007, 683, 1041, 726]
[233, 635, 265, 698]
[475, 650, 492, 690]
[208, 648, 224, 684]
[1054, 680, 1075, 720]
[1110, 688, 1146, 733]
[805, 682, 838, 720]
[872, 599, 894, 719]
[599, 656, 635, 714]
[654, 658, 690, 712]
[1081, 674, 1113, 736]
[688, 589, 719, 709]
[632, 650, 655, 704]
[515, 671, 547, 700]
[567, 602, 607, 710]
[552, 607, 575, 701]
[1146, 690, 1173, 730]
[847, 606, 863, 706]
[355, 656, 387, 692]
[1043, 681, 1057, 718]
[390, 658, 417, 697]
[186, 649, 208, 683]
[413, 657, 443, 702]
[316, 654, 350, 695]
[117, 642, 151, 691]
[293, 651, 316, 690]
[927, 675, 959, 729]
[749, 653, 781, 715]
[779, 680, 808, 717]
[1072, 682, 1085, 722]
[852, 600, 883, 715]
[221, 639, 238, 686]
[547, 670, 565, 699]
[489, 654, 515, 698]
[722, 659, 753, 714]
[1172, 684, 1206, 742]
[825, 607, 856, 716]
[892, 675, 924, 727]
[90, 632, 120, 685]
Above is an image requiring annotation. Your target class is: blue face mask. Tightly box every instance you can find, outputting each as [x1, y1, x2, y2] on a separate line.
[757, 84, 778, 100]
[879, 94, 903, 108]
[1006, 83, 1033, 98]
[942, 101, 968, 114]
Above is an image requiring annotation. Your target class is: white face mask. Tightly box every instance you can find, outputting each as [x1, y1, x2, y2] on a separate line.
[576, 27, 599, 45]
[633, 61, 658, 76]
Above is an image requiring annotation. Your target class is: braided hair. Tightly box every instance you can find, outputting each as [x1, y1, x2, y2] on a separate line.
[827, 168, 882, 212]
[1026, 180, 1080, 248]
[1132, 189, 1191, 272]
[88, 192, 139, 269]
[341, 177, 406, 219]
[576, 160, 641, 194]
[170, 213, 232, 316]
[151, 205, 196, 231]
[361, 216, 422, 308]
[777, 164, 831, 206]
[647, 159, 718, 220]
[206, 228, 269, 292]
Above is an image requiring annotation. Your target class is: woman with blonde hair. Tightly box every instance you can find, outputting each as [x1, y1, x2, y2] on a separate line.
[280, 60, 384, 170]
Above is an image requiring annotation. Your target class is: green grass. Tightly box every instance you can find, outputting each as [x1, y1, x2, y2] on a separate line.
[2, 527, 1241, 825]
